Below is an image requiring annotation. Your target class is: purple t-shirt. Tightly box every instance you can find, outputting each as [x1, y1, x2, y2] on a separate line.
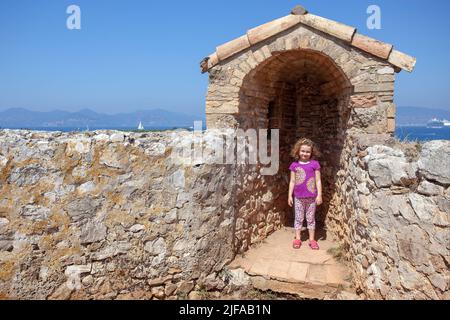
[289, 160, 321, 199]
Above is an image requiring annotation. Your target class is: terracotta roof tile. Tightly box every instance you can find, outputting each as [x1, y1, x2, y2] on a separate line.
[216, 35, 251, 61]
[298, 13, 356, 43]
[247, 15, 302, 46]
[351, 33, 393, 60]
[388, 49, 417, 73]
[200, 11, 416, 73]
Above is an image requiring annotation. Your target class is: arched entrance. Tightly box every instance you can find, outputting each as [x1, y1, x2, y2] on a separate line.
[201, 9, 416, 298]
[232, 49, 352, 252]
[202, 12, 414, 254]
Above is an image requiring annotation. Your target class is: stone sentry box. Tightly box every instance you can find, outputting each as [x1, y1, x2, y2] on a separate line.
[200, 6, 416, 252]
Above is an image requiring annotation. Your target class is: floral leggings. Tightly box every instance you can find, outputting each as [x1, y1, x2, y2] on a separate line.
[294, 197, 316, 231]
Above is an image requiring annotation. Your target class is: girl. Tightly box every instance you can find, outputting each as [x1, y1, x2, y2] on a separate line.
[288, 138, 323, 250]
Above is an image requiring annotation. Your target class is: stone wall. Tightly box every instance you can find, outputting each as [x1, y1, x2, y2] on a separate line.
[327, 134, 450, 300]
[1, 128, 448, 300]
[0, 129, 237, 299]
[233, 160, 286, 253]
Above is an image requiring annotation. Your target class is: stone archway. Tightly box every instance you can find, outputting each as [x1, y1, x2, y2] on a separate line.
[236, 49, 352, 232]
[201, 11, 415, 254]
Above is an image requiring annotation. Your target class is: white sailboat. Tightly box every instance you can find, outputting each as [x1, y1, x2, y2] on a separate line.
[137, 121, 145, 131]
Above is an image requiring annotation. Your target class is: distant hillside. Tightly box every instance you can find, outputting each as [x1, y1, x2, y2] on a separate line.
[397, 106, 450, 126]
[0, 108, 205, 129]
[1, 106, 448, 129]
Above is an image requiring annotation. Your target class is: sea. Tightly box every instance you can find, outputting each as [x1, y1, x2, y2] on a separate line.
[395, 126, 450, 142]
[0, 125, 449, 142]
[0, 126, 199, 133]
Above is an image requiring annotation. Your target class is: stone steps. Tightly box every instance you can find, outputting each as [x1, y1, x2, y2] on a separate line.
[227, 227, 359, 299]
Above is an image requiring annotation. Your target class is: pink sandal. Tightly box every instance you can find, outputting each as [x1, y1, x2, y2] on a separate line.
[293, 239, 302, 249]
[309, 240, 319, 250]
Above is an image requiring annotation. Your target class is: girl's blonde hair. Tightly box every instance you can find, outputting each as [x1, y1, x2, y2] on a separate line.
[290, 138, 321, 160]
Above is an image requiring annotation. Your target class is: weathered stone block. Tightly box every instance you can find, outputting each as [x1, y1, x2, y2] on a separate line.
[418, 141, 450, 185]
[397, 225, 429, 266]
[407, 193, 437, 223]
[417, 180, 445, 196]
[387, 118, 396, 133]
[364, 146, 417, 187]
[205, 101, 239, 114]
[176, 280, 195, 294]
[377, 66, 395, 75]
[386, 103, 396, 118]
[350, 94, 377, 108]
[354, 82, 395, 93]
[80, 220, 107, 244]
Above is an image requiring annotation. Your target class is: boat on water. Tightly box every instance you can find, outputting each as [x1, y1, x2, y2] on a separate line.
[427, 118, 450, 128]
[137, 121, 145, 131]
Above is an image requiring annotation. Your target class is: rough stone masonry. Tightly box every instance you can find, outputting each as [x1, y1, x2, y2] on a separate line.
[0, 130, 448, 300]
[0, 8, 448, 300]
[198, 7, 447, 300]
[0, 129, 238, 299]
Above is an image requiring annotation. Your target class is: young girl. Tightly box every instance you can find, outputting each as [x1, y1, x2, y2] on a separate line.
[288, 138, 323, 250]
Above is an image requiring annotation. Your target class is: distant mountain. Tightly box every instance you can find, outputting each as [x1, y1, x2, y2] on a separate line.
[397, 106, 450, 126]
[1, 106, 447, 129]
[0, 108, 205, 129]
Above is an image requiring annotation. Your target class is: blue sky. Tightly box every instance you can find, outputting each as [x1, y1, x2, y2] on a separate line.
[0, 0, 449, 116]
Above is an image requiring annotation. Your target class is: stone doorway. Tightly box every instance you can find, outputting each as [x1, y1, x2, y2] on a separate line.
[237, 49, 352, 231]
[201, 11, 415, 254]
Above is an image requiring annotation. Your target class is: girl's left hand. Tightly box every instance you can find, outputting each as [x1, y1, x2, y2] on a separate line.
[316, 196, 323, 206]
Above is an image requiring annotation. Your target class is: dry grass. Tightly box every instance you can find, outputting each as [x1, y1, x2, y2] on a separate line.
[327, 245, 345, 262]
[386, 136, 423, 162]
[197, 289, 213, 300]
[236, 288, 303, 300]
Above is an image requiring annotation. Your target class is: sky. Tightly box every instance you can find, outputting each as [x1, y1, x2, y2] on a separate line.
[0, 0, 449, 116]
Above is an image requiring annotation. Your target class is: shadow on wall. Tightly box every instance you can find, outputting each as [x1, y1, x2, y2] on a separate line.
[233, 48, 352, 249]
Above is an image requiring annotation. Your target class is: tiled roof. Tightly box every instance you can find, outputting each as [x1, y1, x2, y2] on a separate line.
[200, 10, 416, 74]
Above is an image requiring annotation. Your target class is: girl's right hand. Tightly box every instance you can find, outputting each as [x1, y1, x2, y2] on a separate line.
[288, 197, 293, 207]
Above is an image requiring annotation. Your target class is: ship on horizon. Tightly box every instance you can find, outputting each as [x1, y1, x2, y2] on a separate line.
[426, 117, 450, 128]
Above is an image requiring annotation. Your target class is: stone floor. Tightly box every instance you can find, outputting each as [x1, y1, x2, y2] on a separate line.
[227, 227, 357, 299]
